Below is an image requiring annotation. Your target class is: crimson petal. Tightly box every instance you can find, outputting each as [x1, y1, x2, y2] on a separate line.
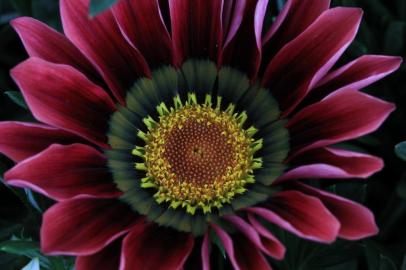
[277, 147, 383, 183]
[222, 0, 268, 78]
[120, 221, 194, 270]
[60, 0, 150, 104]
[41, 198, 137, 256]
[4, 144, 121, 201]
[294, 183, 379, 240]
[0, 121, 81, 162]
[287, 89, 395, 156]
[247, 190, 340, 243]
[303, 55, 402, 105]
[11, 17, 99, 82]
[76, 240, 121, 270]
[11, 57, 116, 148]
[262, 7, 362, 115]
[112, 0, 173, 68]
[169, 0, 223, 64]
[262, 0, 330, 60]
[201, 232, 211, 270]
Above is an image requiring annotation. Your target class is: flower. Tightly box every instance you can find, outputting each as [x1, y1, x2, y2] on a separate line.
[0, 0, 402, 269]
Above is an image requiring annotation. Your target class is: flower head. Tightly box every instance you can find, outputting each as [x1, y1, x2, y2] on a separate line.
[0, 0, 402, 269]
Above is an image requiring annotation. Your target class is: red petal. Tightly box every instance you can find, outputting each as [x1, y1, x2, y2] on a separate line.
[247, 190, 340, 243]
[303, 55, 402, 105]
[120, 221, 194, 270]
[0, 121, 81, 162]
[211, 223, 240, 270]
[76, 240, 121, 270]
[233, 234, 273, 270]
[262, 0, 330, 59]
[201, 232, 211, 270]
[222, 0, 268, 78]
[4, 144, 121, 201]
[169, 0, 223, 64]
[41, 198, 136, 256]
[277, 147, 383, 183]
[262, 7, 362, 115]
[60, 0, 150, 104]
[11, 17, 99, 82]
[112, 0, 173, 68]
[11, 58, 116, 148]
[224, 215, 285, 259]
[287, 89, 395, 156]
[247, 214, 286, 260]
[294, 183, 379, 240]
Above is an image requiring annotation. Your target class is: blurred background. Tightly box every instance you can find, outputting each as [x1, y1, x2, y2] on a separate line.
[0, 0, 405, 269]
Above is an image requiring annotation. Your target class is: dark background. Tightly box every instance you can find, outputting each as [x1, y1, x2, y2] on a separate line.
[0, 0, 405, 269]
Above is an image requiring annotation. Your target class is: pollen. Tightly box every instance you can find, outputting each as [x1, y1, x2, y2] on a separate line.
[133, 93, 263, 214]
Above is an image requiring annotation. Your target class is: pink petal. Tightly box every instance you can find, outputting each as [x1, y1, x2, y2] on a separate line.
[262, 7, 362, 115]
[224, 215, 285, 259]
[169, 0, 223, 64]
[222, 0, 246, 49]
[0, 121, 81, 162]
[11, 17, 99, 82]
[41, 198, 137, 256]
[119, 221, 194, 270]
[76, 240, 121, 270]
[232, 234, 273, 270]
[211, 223, 240, 270]
[4, 144, 121, 201]
[112, 0, 173, 68]
[247, 214, 286, 260]
[262, 0, 330, 59]
[11, 57, 116, 148]
[287, 89, 395, 156]
[277, 147, 383, 182]
[304, 55, 402, 105]
[202, 231, 211, 270]
[222, 0, 269, 78]
[247, 190, 340, 243]
[60, 0, 150, 104]
[294, 183, 379, 240]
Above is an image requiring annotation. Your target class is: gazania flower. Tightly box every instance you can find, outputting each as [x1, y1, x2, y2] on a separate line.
[0, 0, 402, 269]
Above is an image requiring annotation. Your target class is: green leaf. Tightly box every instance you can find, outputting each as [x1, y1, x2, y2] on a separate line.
[22, 258, 40, 270]
[89, 0, 117, 16]
[401, 255, 406, 270]
[24, 189, 42, 213]
[395, 141, 406, 161]
[0, 240, 39, 258]
[4, 91, 28, 110]
[210, 230, 226, 259]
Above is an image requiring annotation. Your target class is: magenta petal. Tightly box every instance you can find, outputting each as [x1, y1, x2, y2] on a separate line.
[11, 58, 116, 148]
[247, 190, 340, 243]
[112, 0, 173, 68]
[247, 214, 286, 260]
[119, 221, 194, 270]
[262, 0, 330, 59]
[211, 223, 240, 270]
[169, 0, 223, 64]
[41, 198, 136, 256]
[11, 17, 99, 82]
[232, 234, 273, 270]
[304, 55, 403, 105]
[76, 240, 121, 270]
[294, 183, 379, 240]
[222, 0, 268, 78]
[201, 232, 211, 270]
[60, 0, 150, 104]
[224, 215, 285, 260]
[287, 89, 395, 156]
[262, 7, 362, 115]
[4, 144, 121, 201]
[277, 147, 383, 182]
[0, 121, 81, 162]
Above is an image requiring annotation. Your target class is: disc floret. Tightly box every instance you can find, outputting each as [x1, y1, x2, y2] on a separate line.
[133, 93, 263, 215]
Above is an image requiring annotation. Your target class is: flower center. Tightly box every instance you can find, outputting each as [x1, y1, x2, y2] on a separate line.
[134, 93, 263, 214]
